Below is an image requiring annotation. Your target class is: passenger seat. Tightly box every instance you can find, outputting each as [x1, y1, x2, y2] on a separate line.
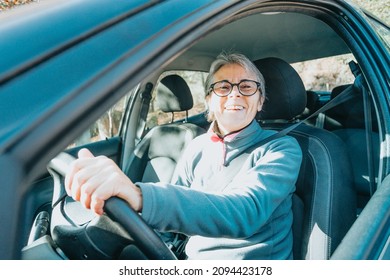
[123, 74, 206, 184]
[254, 57, 356, 259]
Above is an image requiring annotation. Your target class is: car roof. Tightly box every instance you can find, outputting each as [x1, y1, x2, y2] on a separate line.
[167, 11, 351, 72]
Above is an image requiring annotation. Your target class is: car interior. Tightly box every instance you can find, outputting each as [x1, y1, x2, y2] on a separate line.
[21, 7, 383, 260]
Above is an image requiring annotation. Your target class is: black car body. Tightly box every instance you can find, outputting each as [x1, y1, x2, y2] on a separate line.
[0, 0, 389, 260]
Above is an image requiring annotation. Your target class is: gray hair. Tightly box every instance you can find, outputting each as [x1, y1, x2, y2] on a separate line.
[205, 52, 266, 98]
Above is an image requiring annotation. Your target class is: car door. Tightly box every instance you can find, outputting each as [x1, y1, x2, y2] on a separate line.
[24, 93, 129, 243]
[0, 0, 243, 259]
[331, 174, 390, 259]
[1, 0, 389, 261]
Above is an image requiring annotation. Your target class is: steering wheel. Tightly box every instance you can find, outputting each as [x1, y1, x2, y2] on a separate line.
[47, 152, 177, 260]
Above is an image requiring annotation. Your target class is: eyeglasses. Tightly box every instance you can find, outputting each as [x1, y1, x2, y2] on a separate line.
[209, 79, 261, 97]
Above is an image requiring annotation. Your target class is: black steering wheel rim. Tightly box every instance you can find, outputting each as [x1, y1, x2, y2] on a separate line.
[48, 152, 177, 260]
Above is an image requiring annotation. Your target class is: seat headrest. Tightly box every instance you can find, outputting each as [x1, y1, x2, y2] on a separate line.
[156, 74, 194, 113]
[254, 57, 306, 120]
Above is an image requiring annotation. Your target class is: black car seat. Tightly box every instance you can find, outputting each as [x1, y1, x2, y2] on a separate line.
[324, 84, 379, 210]
[254, 57, 357, 260]
[324, 84, 378, 131]
[124, 74, 206, 184]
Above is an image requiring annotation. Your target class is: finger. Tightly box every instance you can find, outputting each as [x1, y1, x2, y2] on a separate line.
[70, 166, 93, 201]
[67, 164, 93, 200]
[79, 172, 105, 210]
[65, 149, 95, 197]
[78, 148, 94, 159]
[79, 185, 91, 210]
[90, 198, 105, 216]
[65, 160, 79, 196]
[88, 173, 120, 215]
[90, 188, 110, 216]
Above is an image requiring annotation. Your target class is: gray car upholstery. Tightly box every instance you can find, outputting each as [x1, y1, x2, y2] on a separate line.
[124, 74, 205, 184]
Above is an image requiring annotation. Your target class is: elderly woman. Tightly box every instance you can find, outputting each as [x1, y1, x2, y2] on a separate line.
[65, 52, 302, 260]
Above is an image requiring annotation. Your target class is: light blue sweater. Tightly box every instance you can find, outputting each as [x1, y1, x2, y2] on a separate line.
[138, 120, 302, 259]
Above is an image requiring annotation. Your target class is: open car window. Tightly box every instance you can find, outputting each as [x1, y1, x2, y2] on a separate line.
[68, 93, 131, 148]
[146, 71, 208, 129]
[292, 54, 356, 92]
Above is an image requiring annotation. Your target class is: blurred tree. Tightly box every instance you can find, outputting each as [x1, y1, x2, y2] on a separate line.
[350, 0, 389, 25]
[0, 0, 36, 11]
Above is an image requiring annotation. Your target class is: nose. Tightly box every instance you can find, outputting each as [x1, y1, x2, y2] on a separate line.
[229, 84, 241, 97]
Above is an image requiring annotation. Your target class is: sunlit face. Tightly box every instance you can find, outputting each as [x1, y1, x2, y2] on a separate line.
[207, 63, 264, 135]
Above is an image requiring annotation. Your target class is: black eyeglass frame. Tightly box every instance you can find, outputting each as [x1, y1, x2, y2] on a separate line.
[209, 79, 262, 97]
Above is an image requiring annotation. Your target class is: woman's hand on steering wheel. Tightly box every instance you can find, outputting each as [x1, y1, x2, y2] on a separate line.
[64, 148, 143, 215]
[48, 150, 177, 260]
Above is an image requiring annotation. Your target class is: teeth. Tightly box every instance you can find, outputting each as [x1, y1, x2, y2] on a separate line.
[225, 105, 244, 110]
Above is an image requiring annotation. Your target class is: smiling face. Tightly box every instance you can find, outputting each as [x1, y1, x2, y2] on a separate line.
[207, 63, 264, 135]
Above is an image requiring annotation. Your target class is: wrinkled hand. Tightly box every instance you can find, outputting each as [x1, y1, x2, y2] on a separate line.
[64, 148, 142, 215]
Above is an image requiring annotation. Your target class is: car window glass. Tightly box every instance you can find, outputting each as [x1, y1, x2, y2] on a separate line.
[146, 71, 207, 129]
[68, 93, 131, 148]
[351, 0, 390, 50]
[351, 0, 389, 26]
[293, 50, 380, 207]
[368, 17, 390, 50]
[292, 53, 356, 92]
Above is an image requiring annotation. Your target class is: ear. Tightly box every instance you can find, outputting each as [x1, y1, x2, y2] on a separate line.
[257, 96, 265, 112]
[205, 94, 216, 122]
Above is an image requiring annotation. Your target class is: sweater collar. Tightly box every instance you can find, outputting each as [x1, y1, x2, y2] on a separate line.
[208, 120, 258, 143]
